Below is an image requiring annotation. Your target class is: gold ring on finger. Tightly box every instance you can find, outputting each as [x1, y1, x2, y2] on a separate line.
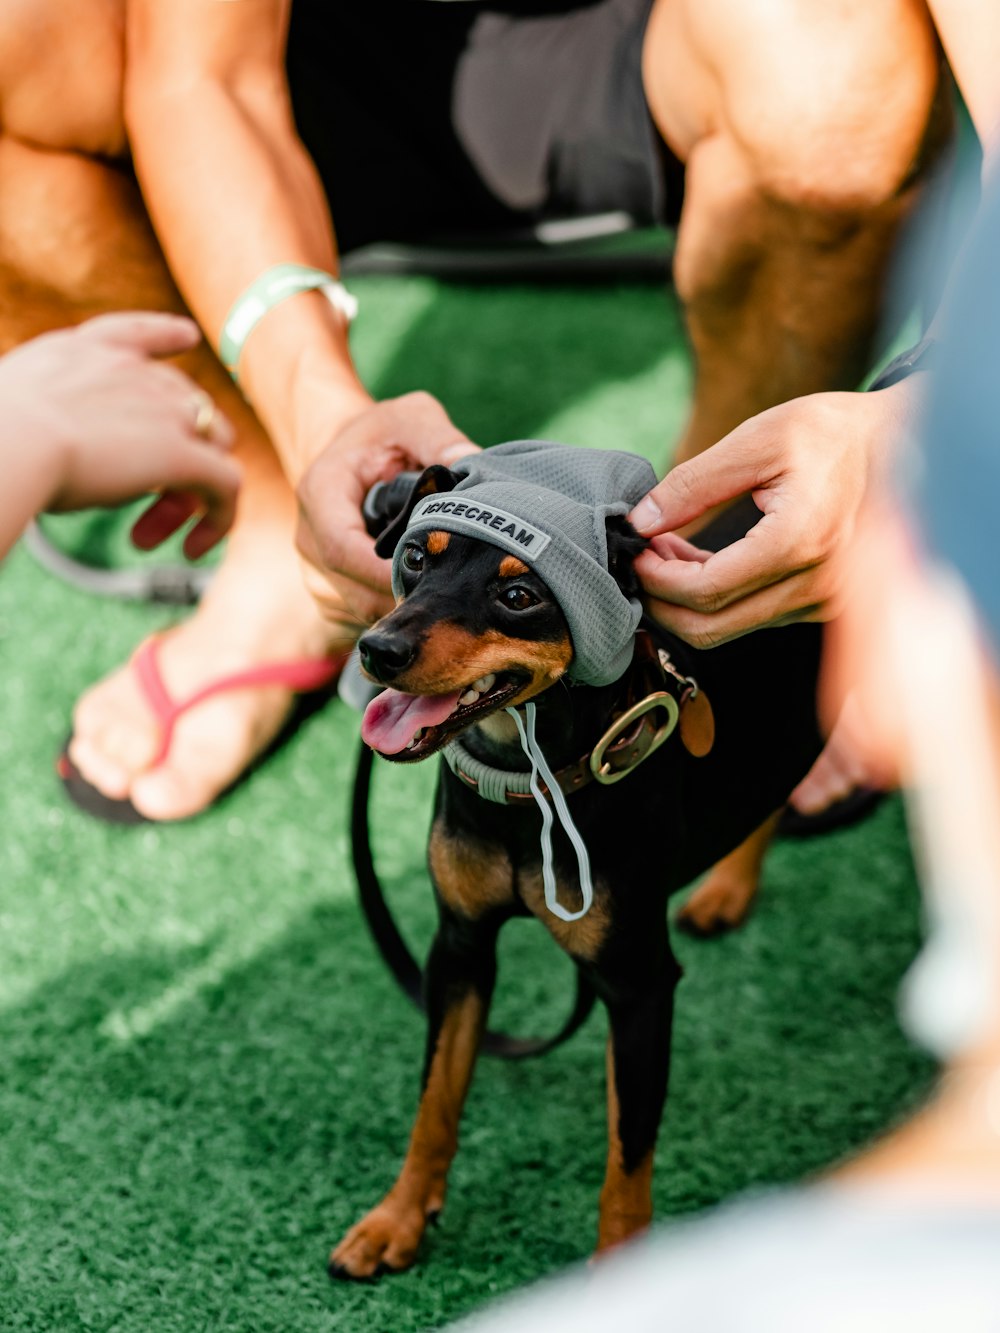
[191, 392, 217, 439]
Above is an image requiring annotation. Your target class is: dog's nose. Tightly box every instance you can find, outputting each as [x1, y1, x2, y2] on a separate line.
[358, 630, 417, 684]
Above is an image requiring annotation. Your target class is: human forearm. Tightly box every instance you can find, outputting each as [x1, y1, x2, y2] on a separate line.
[124, 63, 369, 478]
[0, 418, 62, 558]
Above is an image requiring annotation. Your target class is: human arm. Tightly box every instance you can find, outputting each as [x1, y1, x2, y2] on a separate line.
[124, 0, 371, 474]
[0, 313, 239, 560]
[630, 0, 999, 647]
[124, 0, 475, 615]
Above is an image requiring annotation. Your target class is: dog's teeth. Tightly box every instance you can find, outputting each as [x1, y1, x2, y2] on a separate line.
[406, 729, 424, 750]
[473, 673, 496, 693]
[459, 689, 480, 706]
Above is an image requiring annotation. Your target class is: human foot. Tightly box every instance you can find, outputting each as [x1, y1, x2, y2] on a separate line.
[64, 571, 355, 822]
[785, 694, 895, 827]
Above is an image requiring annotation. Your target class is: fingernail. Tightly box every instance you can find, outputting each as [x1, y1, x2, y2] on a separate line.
[629, 496, 661, 533]
[442, 440, 476, 464]
[184, 521, 222, 559]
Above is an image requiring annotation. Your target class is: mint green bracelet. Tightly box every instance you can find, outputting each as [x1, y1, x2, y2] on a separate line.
[218, 263, 358, 383]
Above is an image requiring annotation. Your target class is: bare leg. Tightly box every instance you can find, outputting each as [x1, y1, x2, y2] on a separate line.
[642, 0, 946, 810]
[643, 0, 947, 460]
[0, 25, 358, 820]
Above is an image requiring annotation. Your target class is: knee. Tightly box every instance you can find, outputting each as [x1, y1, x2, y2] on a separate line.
[0, 0, 126, 155]
[745, 81, 946, 218]
[671, 0, 944, 217]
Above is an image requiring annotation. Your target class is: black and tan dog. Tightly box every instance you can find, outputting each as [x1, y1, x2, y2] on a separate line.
[329, 483, 823, 1279]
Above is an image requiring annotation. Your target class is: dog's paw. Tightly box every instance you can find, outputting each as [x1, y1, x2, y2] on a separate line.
[328, 1199, 429, 1281]
[594, 1213, 651, 1255]
[675, 874, 756, 937]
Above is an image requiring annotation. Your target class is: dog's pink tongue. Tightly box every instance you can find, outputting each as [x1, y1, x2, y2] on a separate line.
[361, 688, 462, 755]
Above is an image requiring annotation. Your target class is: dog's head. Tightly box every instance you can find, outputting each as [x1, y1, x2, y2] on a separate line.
[358, 461, 648, 762]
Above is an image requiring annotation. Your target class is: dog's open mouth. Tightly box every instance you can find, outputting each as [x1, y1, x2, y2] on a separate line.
[361, 671, 526, 761]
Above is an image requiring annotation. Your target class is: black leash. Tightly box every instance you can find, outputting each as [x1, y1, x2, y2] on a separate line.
[351, 741, 596, 1059]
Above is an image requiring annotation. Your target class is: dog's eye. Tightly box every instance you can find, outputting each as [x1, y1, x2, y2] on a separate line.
[401, 544, 425, 574]
[499, 585, 538, 611]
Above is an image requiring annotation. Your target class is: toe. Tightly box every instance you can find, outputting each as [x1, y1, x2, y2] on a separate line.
[66, 735, 131, 801]
[791, 766, 854, 815]
[129, 698, 281, 821]
[789, 746, 855, 815]
[129, 768, 204, 823]
[69, 665, 164, 791]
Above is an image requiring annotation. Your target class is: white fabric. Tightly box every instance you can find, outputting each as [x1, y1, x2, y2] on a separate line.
[507, 703, 595, 922]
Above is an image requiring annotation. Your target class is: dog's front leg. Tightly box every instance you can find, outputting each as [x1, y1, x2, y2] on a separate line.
[675, 810, 783, 936]
[594, 933, 682, 1253]
[329, 909, 500, 1280]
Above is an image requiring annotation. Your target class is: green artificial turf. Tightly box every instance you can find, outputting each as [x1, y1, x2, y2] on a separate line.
[0, 276, 935, 1332]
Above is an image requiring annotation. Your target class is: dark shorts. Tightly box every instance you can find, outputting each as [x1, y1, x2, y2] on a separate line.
[286, 0, 682, 255]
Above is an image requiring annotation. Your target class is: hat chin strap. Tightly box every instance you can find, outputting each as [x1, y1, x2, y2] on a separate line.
[506, 703, 594, 922]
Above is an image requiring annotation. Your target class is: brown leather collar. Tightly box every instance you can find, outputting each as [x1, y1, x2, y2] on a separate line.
[446, 630, 699, 806]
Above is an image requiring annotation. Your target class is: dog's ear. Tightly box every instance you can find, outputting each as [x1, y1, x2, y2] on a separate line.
[605, 513, 649, 598]
[372, 465, 460, 559]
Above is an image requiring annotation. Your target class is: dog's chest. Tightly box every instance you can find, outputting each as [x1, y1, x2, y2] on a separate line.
[514, 865, 613, 961]
[430, 804, 616, 963]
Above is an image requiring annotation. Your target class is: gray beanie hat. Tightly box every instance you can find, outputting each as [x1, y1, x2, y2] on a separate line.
[390, 440, 657, 687]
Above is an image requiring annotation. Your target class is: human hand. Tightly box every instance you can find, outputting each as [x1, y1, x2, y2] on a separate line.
[296, 391, 477, 626]
[628, 384, 922, 647]
[2, 312, 239, 558]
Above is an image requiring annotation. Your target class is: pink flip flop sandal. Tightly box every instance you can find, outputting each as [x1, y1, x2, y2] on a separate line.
[57, 636, 346, 825]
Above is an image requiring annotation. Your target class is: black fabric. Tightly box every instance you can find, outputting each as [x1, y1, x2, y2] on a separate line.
[286, 0, 679, 254]
[452, 0, 664, 222]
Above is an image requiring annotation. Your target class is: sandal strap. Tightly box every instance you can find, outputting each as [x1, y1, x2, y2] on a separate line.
[132, 638, 344, 769]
